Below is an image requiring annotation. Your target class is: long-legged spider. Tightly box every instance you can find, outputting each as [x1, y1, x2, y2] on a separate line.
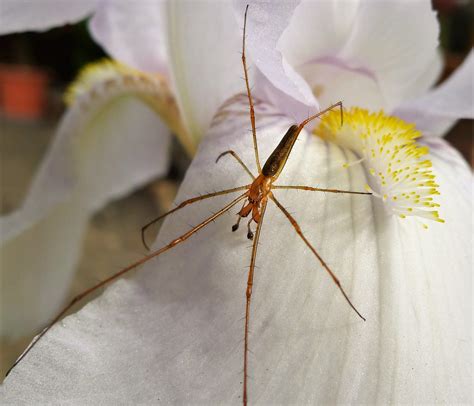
[7, 5, 371, 405]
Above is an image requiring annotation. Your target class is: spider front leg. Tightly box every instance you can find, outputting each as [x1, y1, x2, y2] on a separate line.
[241, 4, 261, 173]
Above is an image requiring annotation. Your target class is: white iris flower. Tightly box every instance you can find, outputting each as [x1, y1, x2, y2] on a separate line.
[1, 0, 472, 404]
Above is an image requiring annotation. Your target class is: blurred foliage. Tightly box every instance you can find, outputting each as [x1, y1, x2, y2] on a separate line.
[435, 0, 473, 51]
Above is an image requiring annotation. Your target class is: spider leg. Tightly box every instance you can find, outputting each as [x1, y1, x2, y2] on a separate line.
[243, 199, 268, 405]
[6, 193, 249, 378]
[273, 185, 371, 196]
[242, 5, 261, 173]
[141, 185, 251, 250]
[298, 101, 344, 130]
[216, 150, 255, 180]
[270, 194, 366, 321]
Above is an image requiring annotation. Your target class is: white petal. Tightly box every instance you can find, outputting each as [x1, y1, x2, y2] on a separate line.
[279, 0, 359, 67]
[0, 0, 98, 34]
[1, 87, 171, 339]
[165, 1, 244, 139]
[2, 97, 470, 403]
[299, 60, 385, 110]
[89, 1, 168, 73]
[234, 0, 319, 121]
[280, 0, 441, 111]
[394, 50, 474, 136]
[339, 0, 440, 107]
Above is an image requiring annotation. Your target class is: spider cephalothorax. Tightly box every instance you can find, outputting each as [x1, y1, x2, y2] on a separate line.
[233, 174, 272, 239]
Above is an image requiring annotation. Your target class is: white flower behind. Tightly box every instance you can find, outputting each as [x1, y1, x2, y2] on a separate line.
[241, 0, 442, 120]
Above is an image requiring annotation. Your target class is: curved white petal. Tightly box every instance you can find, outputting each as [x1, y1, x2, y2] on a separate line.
[279, 0, 359, 67]
[1, 74, 173, 339]
[394, 50, 474, 136]
[2, 97, 470, 403]
[0, 0, 98, 35]
[280, 0, 441, 111]
[234, 0, 319, 122]
[299, 60, 385, 110]
[89, 1, 168, 73]
[338, 0, 440, 107]
[165, 1, 244, 140]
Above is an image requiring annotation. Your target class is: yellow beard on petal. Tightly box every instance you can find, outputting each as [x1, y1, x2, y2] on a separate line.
[64, 59, 164, 106]
[314, 107, 444, 227]
[64, 59, 194, 156]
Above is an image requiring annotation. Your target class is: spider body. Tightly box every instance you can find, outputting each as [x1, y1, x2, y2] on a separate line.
[237, 124, 302, 237]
